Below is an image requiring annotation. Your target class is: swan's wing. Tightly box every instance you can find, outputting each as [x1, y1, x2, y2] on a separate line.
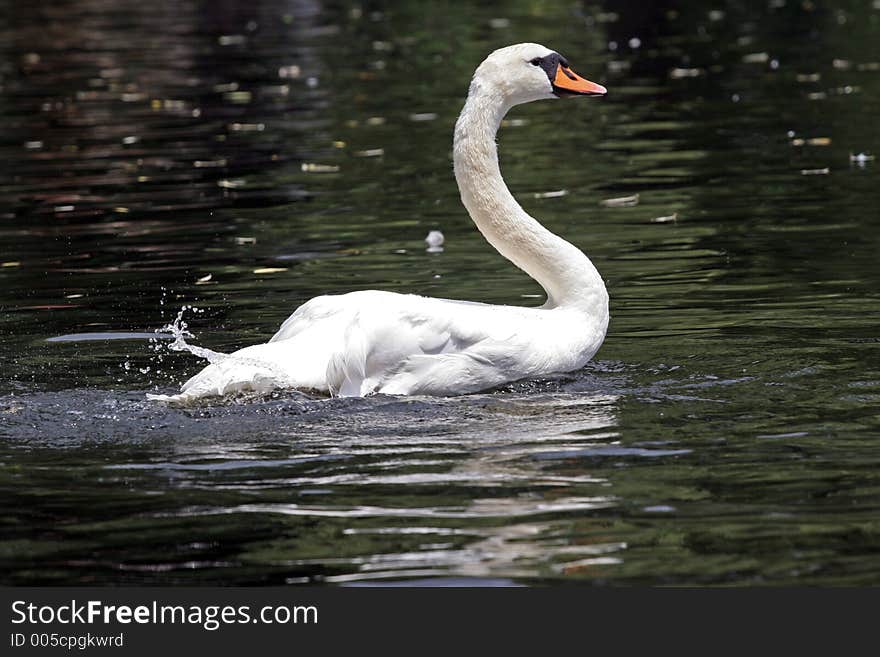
[321, 293, 537, 396]
[375, 346, 524, 396]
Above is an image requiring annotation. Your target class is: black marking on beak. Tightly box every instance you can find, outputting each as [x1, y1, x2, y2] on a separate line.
[531, 52, 564, 85]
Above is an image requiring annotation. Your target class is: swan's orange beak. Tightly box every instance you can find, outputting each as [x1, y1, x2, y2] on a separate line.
[552, 64, 607, 97]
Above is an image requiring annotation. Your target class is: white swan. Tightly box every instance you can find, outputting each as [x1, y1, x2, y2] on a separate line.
[164, 43, 609, 401]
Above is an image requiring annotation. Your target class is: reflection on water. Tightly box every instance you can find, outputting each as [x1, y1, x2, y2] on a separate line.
[1, 0, 879, 585]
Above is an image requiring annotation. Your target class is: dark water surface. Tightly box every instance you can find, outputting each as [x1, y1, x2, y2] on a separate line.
[1, 0, 879, 585]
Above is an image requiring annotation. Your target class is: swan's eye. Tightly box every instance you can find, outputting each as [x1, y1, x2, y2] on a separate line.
[529, 58, 542, 66]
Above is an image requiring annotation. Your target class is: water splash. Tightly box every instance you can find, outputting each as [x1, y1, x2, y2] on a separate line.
[154, 305, 228, 365]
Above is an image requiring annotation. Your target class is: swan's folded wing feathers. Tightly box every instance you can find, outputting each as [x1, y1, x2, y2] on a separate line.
[368, 305, 531, 396]
[318, 297, 501, 396]
[377, 341, 521, 395]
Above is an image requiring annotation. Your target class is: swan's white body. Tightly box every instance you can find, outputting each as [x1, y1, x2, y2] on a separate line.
[167, 44, 609, 401]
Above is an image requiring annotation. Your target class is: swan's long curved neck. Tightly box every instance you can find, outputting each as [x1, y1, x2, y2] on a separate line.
[453, 83, 606, 312]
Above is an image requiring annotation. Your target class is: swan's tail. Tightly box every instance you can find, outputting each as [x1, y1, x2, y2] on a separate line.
[149, 341, 329, 404]
[148, 361, 285, 404]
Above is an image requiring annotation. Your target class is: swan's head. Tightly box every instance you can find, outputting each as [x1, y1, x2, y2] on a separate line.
[473, 43, 606, 107]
